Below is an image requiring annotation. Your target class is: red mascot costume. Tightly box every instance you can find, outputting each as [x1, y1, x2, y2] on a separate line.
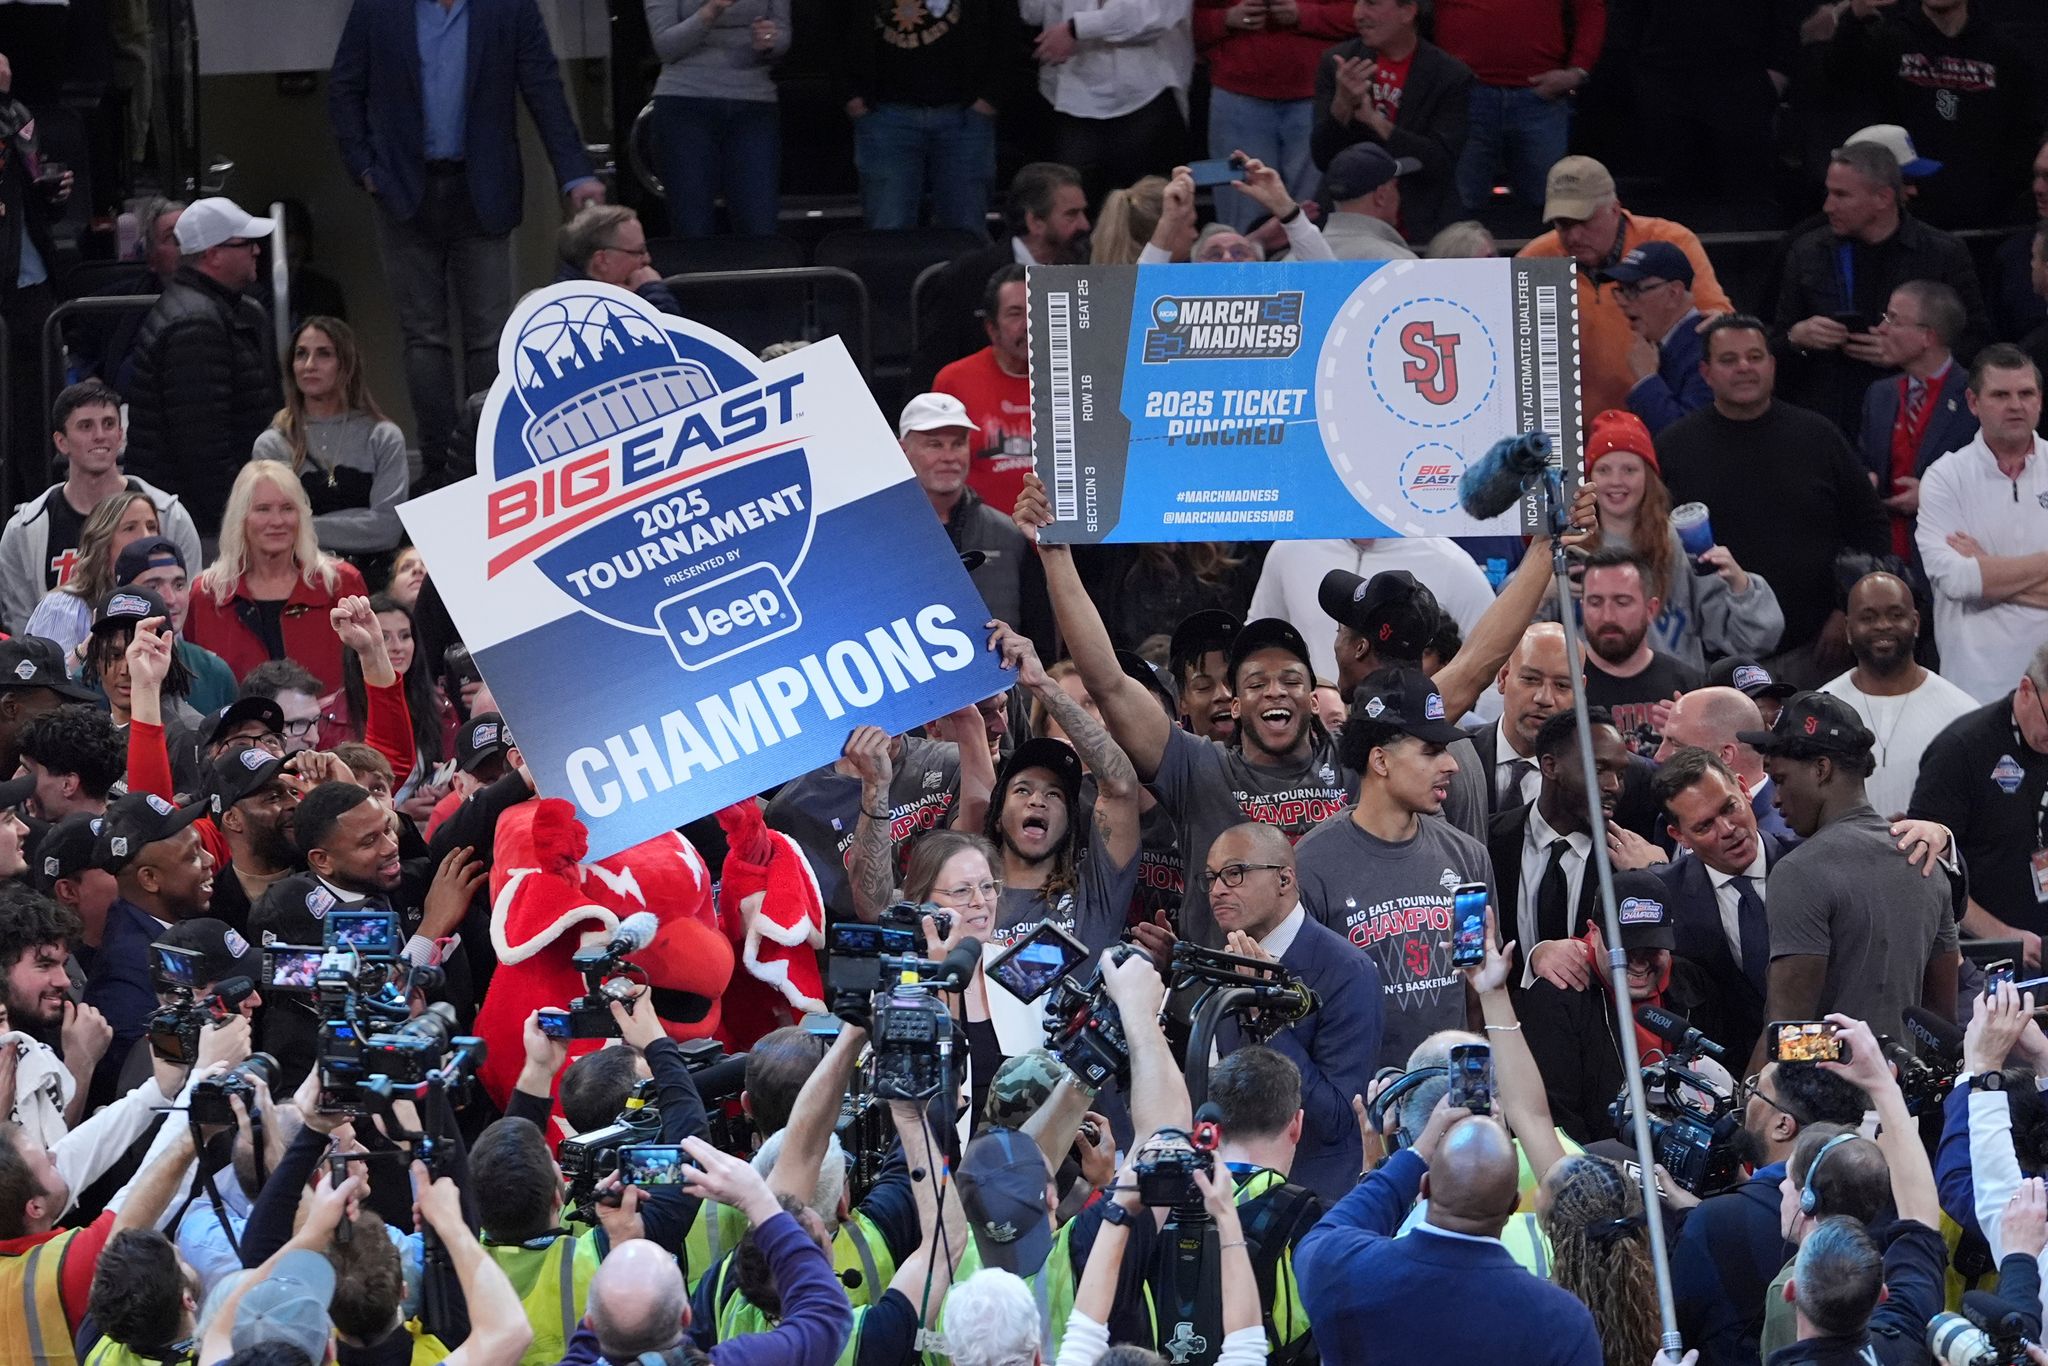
[711, 801, 827, 1047]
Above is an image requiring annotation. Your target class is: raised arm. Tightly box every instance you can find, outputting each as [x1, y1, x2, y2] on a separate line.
[1014, 474, 1174, 778]
[884, 1098, 969, 1326]
[991, 620, 1142, 869]
[1435, 484, 1597, 720]
[425, 1163, 535, 1366]
[769, 1025, 867, 1205]
[1463, 910, 1566, 1179]
[1098, 948, 1191, 1141]
[1824, 1015, 1937, 1227]
[844, 727, 898, 924]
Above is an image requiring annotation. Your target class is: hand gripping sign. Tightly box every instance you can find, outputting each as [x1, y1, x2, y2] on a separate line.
[400, 284, 1009, 860]
[1027, 256, 1581, 543]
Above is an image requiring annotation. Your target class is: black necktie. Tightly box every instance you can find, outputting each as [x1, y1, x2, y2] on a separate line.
[1536, 837, 1572, 944]
[1503, 758, 1536, 807]
[1732, 874, 1769, 992]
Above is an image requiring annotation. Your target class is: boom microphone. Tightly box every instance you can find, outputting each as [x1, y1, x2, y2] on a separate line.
[1903, 1007, 1965, 1064]
[1635, 1004, 1726, 1060]
[1456, 431, 1553, 521]
[934, 938, 983, 993]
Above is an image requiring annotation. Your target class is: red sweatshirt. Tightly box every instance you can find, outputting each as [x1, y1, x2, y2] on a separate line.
[1433, 0, 1605, 87]
[1193, 0, 1356, 101]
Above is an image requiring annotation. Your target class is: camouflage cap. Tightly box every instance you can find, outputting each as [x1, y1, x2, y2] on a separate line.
[984, 1048, 1065, 1130]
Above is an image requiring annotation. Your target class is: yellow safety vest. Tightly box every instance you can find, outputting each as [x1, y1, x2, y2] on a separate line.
[483, 1232, 600, 1366]
[82, 1341, 193, 1366]
[935, 1220, 1077, 1364]
[402, 1320, 452, 1364]
[1136, 1168, 1317, 1361]
[688, 1203, 895, 1311]
[709, 1256, 877, 1366]
[1, 1227, 81, 1366]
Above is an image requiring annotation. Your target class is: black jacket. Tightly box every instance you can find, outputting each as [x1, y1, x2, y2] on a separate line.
[1770, 213, 1987, 436]
[1310, 38, 1474, 244]
[1650, 838, 1793, 1067]
[0, 93, 58, 302]
[1520, 964, 1713, 1144]
[124, 267, 280, 534]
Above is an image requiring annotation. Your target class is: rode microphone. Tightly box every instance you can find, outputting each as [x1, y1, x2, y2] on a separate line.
[1456, 431, 1553, 521]
[1635, 1003, 1726, 1060]
[1902, 1006, 1965, 1064]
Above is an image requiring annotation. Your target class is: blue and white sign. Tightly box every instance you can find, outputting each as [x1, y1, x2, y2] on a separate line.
[1028, 257, 1581, 543]
[400, 283, 1009, 859]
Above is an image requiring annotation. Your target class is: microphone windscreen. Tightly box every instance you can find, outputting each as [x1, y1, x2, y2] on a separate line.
[615, 911, 661, 952]
[1456, 432, 1552, 521]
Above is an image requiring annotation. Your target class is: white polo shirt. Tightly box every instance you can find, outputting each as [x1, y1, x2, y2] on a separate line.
[1915, 434, 2048, 703]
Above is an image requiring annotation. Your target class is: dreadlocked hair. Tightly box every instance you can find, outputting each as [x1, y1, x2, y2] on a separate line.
[1539, 1155, 1661, 1366]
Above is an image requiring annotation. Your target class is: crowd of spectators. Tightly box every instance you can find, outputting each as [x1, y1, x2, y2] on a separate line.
[0, 1, 2046, 1365]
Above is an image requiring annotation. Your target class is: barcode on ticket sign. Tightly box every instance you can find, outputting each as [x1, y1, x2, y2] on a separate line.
[1045, 290, 1077, 521]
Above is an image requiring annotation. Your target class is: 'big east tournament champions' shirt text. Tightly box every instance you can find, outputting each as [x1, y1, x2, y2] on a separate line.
[765, 735, 960, 920]
[1293, 814, 1496, 1070]
[1153, 724, 1355, 947]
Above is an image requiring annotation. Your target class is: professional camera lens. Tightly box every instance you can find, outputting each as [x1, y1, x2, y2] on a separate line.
[387, 1001, 458, 1054]
[227, 1053, 280, 1090]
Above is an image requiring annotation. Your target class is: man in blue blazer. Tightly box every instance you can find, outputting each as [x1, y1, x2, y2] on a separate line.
[1856, 280, 1977, 567]
[1297, 1099, 1603, 1365]
[1605, 242, 1712, 435]
[1209, 820, 1382, 1203]
[329, 0, 603, 481]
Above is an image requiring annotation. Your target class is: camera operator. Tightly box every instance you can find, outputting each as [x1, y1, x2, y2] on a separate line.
[1754, 1016, 1938, 1361]
[1668, 1050, 1868, 1366]
[78, 1227, 200, 1365]
[103, 916, 264, 1102]
[1297, 1096, 1605, 1364]
[82, 788, 218, 1105]
[174, 1064, 297, 1297]
[0, 886, 110, 1136]
[0, 1054, 237, 1360]
[1054, 1150, 1265, 1366]
[1967, 980, 2048, 1325]
[560, 1138, 853, 1366]
[1202, 820, 1382, 1201]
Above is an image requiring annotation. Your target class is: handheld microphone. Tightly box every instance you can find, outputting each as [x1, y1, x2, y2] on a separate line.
[1456, 431, 1553, 521]
[1635, 1004, 1726, 1060]
[1902, 1006, 1965, 1064]
[934, 937, 983, 992]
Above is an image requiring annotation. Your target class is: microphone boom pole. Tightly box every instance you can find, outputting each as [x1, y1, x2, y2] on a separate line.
[1537, 467, 1685, 1356]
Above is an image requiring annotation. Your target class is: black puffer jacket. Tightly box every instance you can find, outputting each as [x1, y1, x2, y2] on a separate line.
[123, 267, 278, 534]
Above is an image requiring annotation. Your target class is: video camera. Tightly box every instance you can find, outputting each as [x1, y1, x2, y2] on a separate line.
[824, 907, 980, 1102]
[561, 1078, 662, 1220]
[1896, 1006, 1964, 1117]
[1044, 944, 1139, 1092]
[313, 909, 481, 1115]
[147, 943, 257, 1064]
[567, 913, 679, 1039]
[1134, 1111, 1223, 1208]
[1929, 1290, 2034, 1366]
[1609, 1005, 1743, 1197]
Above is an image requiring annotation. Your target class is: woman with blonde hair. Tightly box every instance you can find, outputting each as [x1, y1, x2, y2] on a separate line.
[252, 316, 410, 555]
[22, 491, 165, 659]
[187, 461, 369, 691]
[1092, 176, 1165, 264]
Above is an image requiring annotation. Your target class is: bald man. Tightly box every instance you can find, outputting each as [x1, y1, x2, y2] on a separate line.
[1657, 684, 1800, 846]
[1471, 624, 1573, 815]
[1297, 1101, 1603, 1364]
[1818, 572, 1977, 819]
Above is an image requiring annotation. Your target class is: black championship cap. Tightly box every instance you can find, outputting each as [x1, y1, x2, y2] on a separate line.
[0, 636, 95, 702]
[90, 585, 168, 635]
[210, 744, 287, 818]
[1227, 617, 1314, 686]
[1318, 569, 1441, 661]
[34, 812, 102, 892]
[994, 736, 1083, 808]
[1706, 656, 1799, 702]
[155, 917, 258, 988]
[94, 790, 207, 873]
[456, 712, 512, 774]
[1168, 609, 1240, 674]
[208, 697, 286, 749]
[0, 771, 33, 811]
[1351, 665, 1466, 745]
[1613, 869, 1676, 951]
[957, 1125, 1056, 1277]
[1737, 690, 1876, 761]
[1116, 648, 1178, 711]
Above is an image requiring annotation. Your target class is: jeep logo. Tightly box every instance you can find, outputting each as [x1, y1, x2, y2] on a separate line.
[658, 562, 801, 671]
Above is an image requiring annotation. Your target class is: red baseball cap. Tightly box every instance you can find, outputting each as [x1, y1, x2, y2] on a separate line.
[1583, 408, 1659, 478]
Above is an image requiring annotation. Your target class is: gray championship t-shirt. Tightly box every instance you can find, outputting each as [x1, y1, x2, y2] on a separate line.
[1768, 804, 1958, 1030]
[991, 817, 1141, 956]
[1294, 815, 1496, 1071]
[763, 736, 960, 919]
[1153, 725, 1355, 948]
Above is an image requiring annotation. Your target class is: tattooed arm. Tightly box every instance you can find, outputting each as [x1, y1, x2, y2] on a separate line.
[844, 725, 898, 923]
[990, 621, 1142, 872]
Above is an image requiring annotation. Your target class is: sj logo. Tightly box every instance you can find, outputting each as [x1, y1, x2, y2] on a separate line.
[1399, 321, 1462, 406]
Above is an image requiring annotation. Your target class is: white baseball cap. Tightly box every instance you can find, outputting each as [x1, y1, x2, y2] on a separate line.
[1843, 124, 1943, 179]
[897, 392, 981, 438]
[174, 196, 277, 254]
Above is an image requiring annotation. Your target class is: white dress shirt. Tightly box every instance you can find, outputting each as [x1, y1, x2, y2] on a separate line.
[1019, 0, 1194, 120]
[1493, 718, 1540, 809]
[1260, 903, 1308, 959]
[1518, 804, 1590, 986]
[1705, 841, 1770, 967]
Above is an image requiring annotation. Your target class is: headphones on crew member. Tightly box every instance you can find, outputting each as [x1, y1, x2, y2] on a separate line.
[1366, 1064, 1450, 1153]
[1798, 1132, 1858, 1216]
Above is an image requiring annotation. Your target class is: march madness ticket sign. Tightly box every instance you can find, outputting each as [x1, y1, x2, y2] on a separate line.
[400, 282, 1009, 859]
[1027, 256, 1582, 543]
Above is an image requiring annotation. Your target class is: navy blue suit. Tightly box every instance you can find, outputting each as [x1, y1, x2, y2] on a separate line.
[1219, 912, 1382, 1203]
[1653, 833, 1791, 1066]
[1855, 364, 1978, 506]
[83, 900, 169, 1103]
[328, 0, 594, 236]
[1627, 312, 1713, 435]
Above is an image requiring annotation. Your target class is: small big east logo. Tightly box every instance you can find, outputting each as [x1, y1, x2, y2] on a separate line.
[1399, 321, 1461, 406]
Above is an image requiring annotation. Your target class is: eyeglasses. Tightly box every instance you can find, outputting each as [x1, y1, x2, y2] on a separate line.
[600, 241, 652, 261]
[1739, 1072, 1793, 1117]
[1614, 279, 1672, 300]
[220, 239, 261, 253]
[933, 879, 1002, 905]
[1879, 309, 1928, 330]
[281, 717, 320, 739]
[1199, 862, 1286, 891]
